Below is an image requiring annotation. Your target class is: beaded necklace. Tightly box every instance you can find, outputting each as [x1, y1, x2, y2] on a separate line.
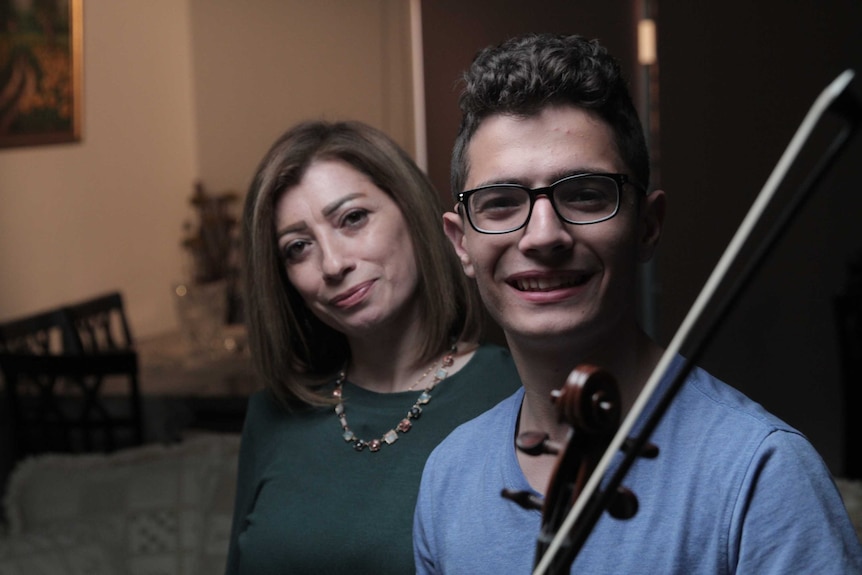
[333, 345, 456, 452]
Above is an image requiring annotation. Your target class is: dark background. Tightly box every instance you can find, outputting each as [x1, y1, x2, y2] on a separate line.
[421, 0, 862, 476]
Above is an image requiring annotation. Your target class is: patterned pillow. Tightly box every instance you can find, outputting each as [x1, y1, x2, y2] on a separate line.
[0, 524, 121, 574]
[2, 434, 240, 575]
[193, 437, 240, 575]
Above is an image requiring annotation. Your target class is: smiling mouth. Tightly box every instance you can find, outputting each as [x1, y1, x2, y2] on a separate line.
[330, 281, 373, 307]
[510, 274, 590, 292]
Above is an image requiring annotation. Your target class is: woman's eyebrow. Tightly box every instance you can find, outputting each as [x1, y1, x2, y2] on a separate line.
[277, 192, 366, 239]
[322, 192, 363, 217]
[276, 221, 307, 239]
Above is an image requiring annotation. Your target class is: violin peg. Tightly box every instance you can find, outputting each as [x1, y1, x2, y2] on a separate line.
[516, 430, 562, 456]
[622, 438, 659, 459]
[501, 488, 544, 511]
[641, 442, 659, 458]
[607, 486, 639, 520]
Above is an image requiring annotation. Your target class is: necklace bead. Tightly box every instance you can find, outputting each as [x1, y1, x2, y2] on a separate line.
[333, 345, 456, 453]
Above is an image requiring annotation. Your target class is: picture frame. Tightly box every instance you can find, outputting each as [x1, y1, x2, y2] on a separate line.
[0, 0, 83, 149]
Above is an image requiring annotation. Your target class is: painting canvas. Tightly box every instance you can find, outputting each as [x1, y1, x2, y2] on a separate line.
[0, 0, 82, 148]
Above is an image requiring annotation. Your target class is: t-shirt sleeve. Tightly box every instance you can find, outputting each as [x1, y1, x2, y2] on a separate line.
[413, 448, 442, 575]
[732, 429, 862, 574]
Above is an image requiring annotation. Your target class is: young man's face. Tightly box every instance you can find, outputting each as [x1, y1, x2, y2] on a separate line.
[444, 104, 664, 351]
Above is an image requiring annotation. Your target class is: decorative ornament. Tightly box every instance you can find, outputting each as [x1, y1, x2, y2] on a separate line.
[333, 345, 456, 452]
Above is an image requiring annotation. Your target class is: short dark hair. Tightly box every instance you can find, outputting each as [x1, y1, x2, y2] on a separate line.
[451, 33, 649, 196]
[243, 120, 482, 408]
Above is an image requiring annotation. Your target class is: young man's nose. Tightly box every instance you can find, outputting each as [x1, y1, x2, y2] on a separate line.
[518, 195, 574, 253]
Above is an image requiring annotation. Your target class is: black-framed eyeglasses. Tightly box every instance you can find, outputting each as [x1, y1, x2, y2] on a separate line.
[457, 173, 646, 234]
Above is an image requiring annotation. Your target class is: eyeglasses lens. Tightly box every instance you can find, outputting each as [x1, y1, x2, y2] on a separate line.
[553, 176, 619, 223]
[467, 175, 620, 232]
[467, 188, 529, 233]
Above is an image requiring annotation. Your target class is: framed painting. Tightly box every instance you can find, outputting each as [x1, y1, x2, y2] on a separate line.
[0, 0, 83, 149]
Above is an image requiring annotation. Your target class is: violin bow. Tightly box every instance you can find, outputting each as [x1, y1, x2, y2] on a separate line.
[533, 69, 862, 575]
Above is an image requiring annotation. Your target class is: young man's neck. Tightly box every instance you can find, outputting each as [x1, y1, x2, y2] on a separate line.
[508, 327, 663, 441]
[507, 327, 663, 494]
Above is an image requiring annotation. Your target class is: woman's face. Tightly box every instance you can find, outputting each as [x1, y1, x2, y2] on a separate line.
[274, 159, 420, 339]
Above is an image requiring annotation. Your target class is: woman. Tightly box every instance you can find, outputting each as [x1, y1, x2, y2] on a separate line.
[225, 120, 521, 574]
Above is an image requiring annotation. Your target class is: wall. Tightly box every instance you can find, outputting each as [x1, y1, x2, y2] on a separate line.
[187, 0, 415, 197]
[421, 0, 638, 201]
[0, 1, 197, 338]
[657, 0, 862, 475]
[0, 0, 414, 338]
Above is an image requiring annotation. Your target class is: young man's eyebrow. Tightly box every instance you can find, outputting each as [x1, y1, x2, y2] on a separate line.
[471, 168, 609, 189]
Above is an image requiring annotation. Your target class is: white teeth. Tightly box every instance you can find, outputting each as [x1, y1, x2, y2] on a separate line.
[514, 277, 583, 291]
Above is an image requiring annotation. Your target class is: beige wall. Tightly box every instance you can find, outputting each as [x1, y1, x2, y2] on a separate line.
[189, 0, 415, 195]
[0, 1, 197, 338]
[0, 0, 415, 338]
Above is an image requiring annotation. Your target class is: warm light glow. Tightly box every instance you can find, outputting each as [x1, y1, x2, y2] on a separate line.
[638, 19, 657, 65]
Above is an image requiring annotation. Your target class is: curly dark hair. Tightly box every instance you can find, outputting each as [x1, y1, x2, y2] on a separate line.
[451, 33, 649, 196]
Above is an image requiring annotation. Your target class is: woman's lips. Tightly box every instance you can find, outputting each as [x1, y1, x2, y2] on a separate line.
[330, 280, 374, 308]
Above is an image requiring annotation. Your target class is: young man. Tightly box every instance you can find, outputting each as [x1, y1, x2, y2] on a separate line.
[414, 33, 862, 574]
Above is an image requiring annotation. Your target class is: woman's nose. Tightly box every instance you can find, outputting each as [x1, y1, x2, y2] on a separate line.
[518, 196, 574, 255]
[319, 236, 354, 281]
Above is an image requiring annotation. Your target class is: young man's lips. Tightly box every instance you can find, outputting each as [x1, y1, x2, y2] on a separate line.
[330, 281, 374, 307]
[507, 272, 591, 292]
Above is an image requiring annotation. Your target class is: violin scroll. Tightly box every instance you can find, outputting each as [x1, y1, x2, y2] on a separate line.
[502, 364, 657, 574]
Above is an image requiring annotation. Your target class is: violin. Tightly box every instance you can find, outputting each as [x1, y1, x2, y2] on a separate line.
[502, 365, 657, 573]
[503, 69, 861, 575]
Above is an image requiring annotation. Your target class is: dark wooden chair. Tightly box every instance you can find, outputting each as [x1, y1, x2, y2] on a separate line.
[0, 293, 144, 461]
[0, 308, 80, 354]
[63, 291, 135, 353]
[0, 351, 144, 457]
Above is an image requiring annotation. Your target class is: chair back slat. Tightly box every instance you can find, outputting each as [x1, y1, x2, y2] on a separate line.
[0, 309, 79, 354]
[0, 352, 143, 457]
[63, 292, 135, 353]
[0, 292, 143, 461]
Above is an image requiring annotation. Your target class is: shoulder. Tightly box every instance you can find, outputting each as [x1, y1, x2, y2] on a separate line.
[654, 362, 843, 513]
[460, 343, 521, 386]
[241, 389, 325, 453]
[437, 343, 521, 406]
[425, 387, 523, 472]
[675, 363, 799, 437]
[469, 343, 520, 372]
[238, 390, 282, 461]
[641, 359, 827, 497]
[246, 388, 290, 423]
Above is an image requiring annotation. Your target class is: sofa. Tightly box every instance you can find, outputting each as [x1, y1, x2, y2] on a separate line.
[0, 433, 240, 575]
[0, 433, 859, 575]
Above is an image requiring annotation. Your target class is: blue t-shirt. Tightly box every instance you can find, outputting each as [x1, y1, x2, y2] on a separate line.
[414, 356, 862, 574]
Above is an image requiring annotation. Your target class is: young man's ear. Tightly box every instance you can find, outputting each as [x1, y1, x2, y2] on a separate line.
[443, 210, 476, 278]
[638, 189, 666, 263]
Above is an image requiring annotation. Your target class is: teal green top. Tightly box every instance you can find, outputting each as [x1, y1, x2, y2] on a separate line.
[225, 344, 521, 575]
